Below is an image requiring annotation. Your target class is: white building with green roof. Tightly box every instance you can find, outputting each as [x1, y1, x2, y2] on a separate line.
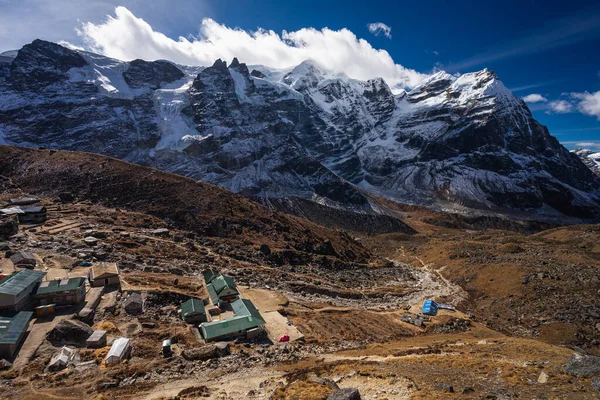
[0, 269, 46, 312]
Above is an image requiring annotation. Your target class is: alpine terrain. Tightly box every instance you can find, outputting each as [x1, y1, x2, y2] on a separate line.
[1, 39, 599, 221]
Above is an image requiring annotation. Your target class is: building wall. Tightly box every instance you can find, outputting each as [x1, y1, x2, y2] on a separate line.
[36, 286, 85, 306]
[90, 275, 120, 287]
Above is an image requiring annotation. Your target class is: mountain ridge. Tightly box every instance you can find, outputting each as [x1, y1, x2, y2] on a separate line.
[1, 39, 599, 220]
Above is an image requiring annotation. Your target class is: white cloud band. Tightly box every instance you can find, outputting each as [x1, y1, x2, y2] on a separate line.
[76, 7, 424, 89]
[367, 22, 392, 39]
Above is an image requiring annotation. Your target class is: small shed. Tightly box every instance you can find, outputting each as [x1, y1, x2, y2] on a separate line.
[10, 252, 37, 269]
[88, 262, 120, 287]
[0, 206, 47, 224]
[48, 346, 77, 371]
[86, 330, 107, 348]
[422, 300, 439, 316]
[180, 298, 207, 324]
[123, 293, 143, 314]
[105, 337, 131, 365]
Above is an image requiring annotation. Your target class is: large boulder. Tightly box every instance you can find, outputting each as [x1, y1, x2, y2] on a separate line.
[47, 319, 93, 347]
[0, 359, 12, 370]
[564, 354, 600, 377]
[0, 216, 18, 238]
[327, 388, 361, 400]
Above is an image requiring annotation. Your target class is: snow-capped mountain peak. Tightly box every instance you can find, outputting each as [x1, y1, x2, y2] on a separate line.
[1, 39, 599, 220]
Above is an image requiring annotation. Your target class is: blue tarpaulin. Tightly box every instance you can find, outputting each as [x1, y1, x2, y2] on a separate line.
[422, 300, 439, 316]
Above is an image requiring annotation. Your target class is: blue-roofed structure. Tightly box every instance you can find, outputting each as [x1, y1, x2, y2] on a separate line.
[422, 300, 439, 316]
[0, 311, 33, 358]
[0, 269, 46, 312]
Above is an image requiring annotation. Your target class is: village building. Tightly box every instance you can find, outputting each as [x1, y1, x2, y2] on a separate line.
[0, 269, 46, 312]
[202, 269, 219, 285]
[48, 346, 77, 371]
[0, 206, 47, 224]
[180, 298, 207, 324]
[0, 311, 33, 359]
[88, 262, 120, 287]
[35, 277, 86, 306]
[206, 274, 239, 306]
[199, 298, 266, 342]
[123, 292, 143, 314]
[105, 337, 131, 365]
[10, 252, 37, 269]
[86, 330, 107, 348]
[7, 198, 40, 206]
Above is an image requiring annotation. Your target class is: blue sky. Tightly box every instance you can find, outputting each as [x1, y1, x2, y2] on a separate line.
[0, 0, 599, 150]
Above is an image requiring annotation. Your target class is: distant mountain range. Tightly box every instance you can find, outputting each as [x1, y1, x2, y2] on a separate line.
[1, 39, 599, 220]
[573, 149, 600, 178]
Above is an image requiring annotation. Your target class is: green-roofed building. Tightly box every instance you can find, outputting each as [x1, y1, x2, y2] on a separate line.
[199, 298, 266, 342]
[180, 298, 207, 324]
[0, 311, 33, 358]
[34, 277, 86, 306]
[206, 274, 239, 306]
[202, 270, 219, 285]
[0, 269, 46, 312]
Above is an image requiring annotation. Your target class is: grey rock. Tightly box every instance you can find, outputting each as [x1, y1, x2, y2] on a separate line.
[564, 354, 600, 377]
[327, 388, 361, 400]
[592, 377, 600, 393]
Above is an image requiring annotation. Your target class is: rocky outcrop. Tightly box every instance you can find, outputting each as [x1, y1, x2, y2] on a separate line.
[564, 354, 600, 377]
[123, 59, 184, 89]
[47, 319, 94, 347]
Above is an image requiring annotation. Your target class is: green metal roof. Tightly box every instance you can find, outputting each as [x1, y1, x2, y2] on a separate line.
[0, 269, 46, 296]
[199, 298, 265, 341]
[35, 277, 86, 295]
[181, 298, 205, 319]
[231, 298, 265, 321]
[211, 275, 238, 296]
[202, 270, 219, 284]
[0, 311, 33, 345]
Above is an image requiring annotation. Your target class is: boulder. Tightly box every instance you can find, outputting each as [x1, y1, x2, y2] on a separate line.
[0, 359, 12, 370]
[84, 236, 99, 246]
[564, 354, 600, 377]
[592, 377, 600, 393]
[0, 216, 18, 238]
[215, 342, 231, 357]
[327, 388, 361, 400]
[182, 345, 219, 361]
[309, 376, 339, 390]
[47, 319, 94, 346]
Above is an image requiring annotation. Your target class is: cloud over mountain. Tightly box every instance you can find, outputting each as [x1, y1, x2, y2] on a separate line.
[76, 7, 425, 89]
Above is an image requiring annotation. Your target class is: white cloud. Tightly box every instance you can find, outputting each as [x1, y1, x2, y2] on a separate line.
[546, 100, 573, 114]
[562, 140, 600, 150]
[571, 91, 600, 120]
[522, 93, 547, 103]
[76, 7, 425, 89]
[366, 22, 392, 39]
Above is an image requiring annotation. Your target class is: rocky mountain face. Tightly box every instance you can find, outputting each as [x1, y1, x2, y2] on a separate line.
[573, 149, 600, 178]
[1, 39, 599, 220]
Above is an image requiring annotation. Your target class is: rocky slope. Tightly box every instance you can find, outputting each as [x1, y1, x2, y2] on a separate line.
[1, 39, 599, 220]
